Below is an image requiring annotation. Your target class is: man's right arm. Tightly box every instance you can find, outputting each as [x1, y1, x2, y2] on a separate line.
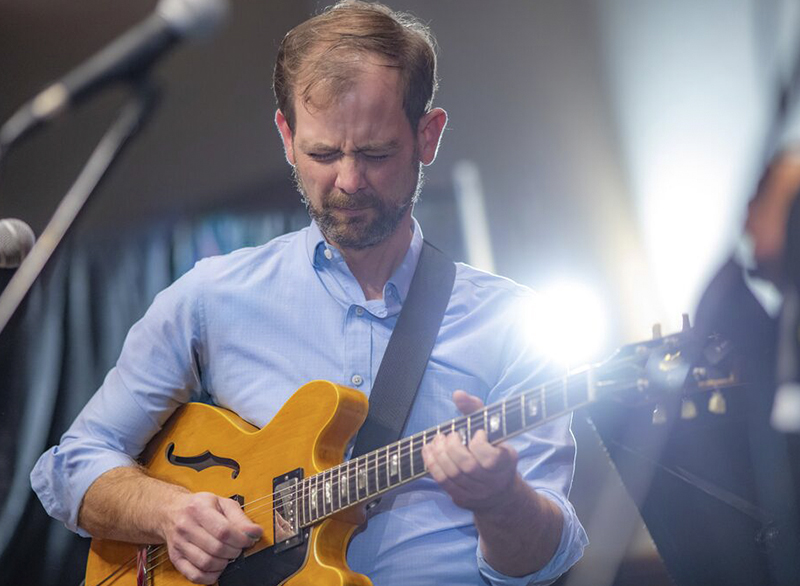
[79, 466, 263, 585]
[29, 261, 263, 584]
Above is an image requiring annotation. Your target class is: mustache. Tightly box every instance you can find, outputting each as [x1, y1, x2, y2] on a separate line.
[322, 191, 378, 210]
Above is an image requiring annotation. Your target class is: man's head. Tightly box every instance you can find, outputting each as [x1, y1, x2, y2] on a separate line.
[273, 0, 438, 134]
[273, 2, 447, 251]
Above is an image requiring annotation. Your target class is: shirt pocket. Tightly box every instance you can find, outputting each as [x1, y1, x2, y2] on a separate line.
[404, 369, 489, 435]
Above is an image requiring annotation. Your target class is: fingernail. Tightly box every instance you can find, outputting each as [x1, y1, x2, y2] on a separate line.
[246, 531, 260, 540]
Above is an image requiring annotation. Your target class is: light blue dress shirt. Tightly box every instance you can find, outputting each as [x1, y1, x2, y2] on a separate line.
[31, 219, 587, 585]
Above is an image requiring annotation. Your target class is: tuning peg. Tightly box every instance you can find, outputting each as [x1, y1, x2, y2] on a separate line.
[652, 323, 662, 340]
[708, 390, 727, 414]
[681, 398, 698, 419]
[652, 403, 668, 424]
[682, 313, 691, 331]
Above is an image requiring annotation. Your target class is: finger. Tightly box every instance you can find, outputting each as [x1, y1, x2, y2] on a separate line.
[469, 431, 518, 472]
[192, 495, 253, 557]
[173, 496, 246, 560]
[452, 390, 484, 415]
[426, 434, 485, 493]
[170, 555, 221, 586]
[423, 445, 476, 503]
[217, 496, 263, 542]
[170, 539, 229, 583]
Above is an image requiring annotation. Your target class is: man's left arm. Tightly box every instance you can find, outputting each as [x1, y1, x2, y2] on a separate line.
[422, 390, 586, 583]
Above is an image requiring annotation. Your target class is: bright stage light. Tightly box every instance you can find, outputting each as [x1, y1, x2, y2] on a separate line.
[523, 281, 608, 367]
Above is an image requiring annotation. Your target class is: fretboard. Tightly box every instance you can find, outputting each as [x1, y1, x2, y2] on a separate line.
[291, 366, 604, 527]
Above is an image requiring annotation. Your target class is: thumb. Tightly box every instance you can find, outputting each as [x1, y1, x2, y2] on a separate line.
[452, 390, 484, 415]
[217, 496, 263, 541]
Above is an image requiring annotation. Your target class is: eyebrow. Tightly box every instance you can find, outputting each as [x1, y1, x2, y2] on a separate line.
[298, 140, 401, 153]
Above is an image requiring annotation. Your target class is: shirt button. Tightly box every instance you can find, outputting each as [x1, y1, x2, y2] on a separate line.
[355, 306, 365, 316]
[351, 374, 363, 386]
[323, 248, 333, 260]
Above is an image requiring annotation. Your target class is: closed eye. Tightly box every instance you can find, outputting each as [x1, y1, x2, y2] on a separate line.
[307, 152, 339, 162]
[362, 153, 390, 162]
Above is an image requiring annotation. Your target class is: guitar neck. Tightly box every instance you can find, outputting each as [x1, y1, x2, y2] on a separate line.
[294, 363, 619, 527]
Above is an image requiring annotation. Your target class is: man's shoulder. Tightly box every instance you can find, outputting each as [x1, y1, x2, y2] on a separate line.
[453, 262, 533, 299]
[189, 227, 308, 284]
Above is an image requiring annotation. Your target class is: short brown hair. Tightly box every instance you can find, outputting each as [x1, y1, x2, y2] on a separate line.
[273, 1, 438, 132]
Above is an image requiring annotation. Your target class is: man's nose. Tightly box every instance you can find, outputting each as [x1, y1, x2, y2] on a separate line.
[334, 156, 366, 195]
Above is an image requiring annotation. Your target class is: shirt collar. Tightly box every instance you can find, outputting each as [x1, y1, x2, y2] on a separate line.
[305, 217, 424, 307]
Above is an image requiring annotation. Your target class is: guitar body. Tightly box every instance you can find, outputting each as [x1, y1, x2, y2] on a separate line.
[85, 380, 372, 586]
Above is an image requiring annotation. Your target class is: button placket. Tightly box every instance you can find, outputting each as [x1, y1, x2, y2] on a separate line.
[344, 303, 371, 394]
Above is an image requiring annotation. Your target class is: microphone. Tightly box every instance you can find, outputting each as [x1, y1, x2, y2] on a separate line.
[0, 219, 35, 269]
[0, 0, 229, 152]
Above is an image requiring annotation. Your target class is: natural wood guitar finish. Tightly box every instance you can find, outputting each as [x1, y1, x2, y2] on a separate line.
[85, 380, 372, 586]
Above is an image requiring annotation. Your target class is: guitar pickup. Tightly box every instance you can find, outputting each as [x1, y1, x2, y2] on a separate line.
[272, 468, 304, 554]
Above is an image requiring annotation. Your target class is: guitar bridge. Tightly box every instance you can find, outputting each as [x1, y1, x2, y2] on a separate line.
[273, 468, 304, 553]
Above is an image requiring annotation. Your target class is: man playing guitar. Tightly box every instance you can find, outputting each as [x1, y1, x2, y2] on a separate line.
[32, 2, 587, 584]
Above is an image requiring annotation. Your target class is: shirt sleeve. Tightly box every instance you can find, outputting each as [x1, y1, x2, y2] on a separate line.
[29, 262, 207, 536]
[475, 289, 589, 585]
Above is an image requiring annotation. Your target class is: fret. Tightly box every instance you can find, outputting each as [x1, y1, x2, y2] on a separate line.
[520, 393, 526, 428]
[357, 458, 367, 500]
[390, 446, 399, 482]
[409, 436, 415, 476]
[412, 433, 425, 474]
[505, 395, 523, 436]
[450, 421, 467, 446]
[375, 449, 383, 494]
[451, 420, 456, 434]
[339, 466, 348, 507]
[541, 388, 547, 419]
[544, 379, 567, 418]
[309, 475, 318, 521]
[331, 467, 340, 512]
[366, 452, 377, 496]
[483, 408, 488, 438]
[487, 406, 502, 443]
[467, 414, 472, 442]
[399, 438, 413, 480]
[348, 459, 357, 504]
[300, 479, 308, 527]
[323, 470, 332, 515]
[501, 401, 507, 437]
[383, 445, 391, 489]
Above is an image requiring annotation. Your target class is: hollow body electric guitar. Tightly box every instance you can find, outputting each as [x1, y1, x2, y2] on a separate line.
[85, 326, 736, 586]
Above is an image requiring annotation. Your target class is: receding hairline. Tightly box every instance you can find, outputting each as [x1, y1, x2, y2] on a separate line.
[273, 1, 439, 132]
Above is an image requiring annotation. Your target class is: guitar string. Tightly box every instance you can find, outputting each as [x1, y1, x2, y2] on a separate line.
[98, 338, 703, 583]
[104, 366, 616, 583]
[141, 365, 615, 579]
[135, 385, 553, 577]
[138, 378, 590, 577]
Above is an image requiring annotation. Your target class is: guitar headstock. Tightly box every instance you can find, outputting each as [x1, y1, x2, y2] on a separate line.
[593, 315, 739, 422]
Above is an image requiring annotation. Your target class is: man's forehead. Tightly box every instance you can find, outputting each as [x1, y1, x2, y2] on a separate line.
[296, 58, 404, 115]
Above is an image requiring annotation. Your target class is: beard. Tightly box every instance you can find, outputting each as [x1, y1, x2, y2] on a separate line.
[294, 163, 424, 250]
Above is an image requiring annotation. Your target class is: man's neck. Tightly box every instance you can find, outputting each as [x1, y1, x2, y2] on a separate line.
[335, 215, 414, 301]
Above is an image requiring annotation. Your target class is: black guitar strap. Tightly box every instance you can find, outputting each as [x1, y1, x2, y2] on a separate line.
[351, 240, 456, 458]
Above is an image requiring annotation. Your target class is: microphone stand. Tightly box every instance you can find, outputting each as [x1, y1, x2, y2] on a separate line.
[0, 77, 160, 335]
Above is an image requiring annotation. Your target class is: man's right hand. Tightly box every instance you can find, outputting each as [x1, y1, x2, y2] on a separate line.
[79, 467, 264, 585]
[161, 491, 263, 584]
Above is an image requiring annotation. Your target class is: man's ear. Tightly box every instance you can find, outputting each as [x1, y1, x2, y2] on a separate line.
[417, 107, 448, 166]
[275, 109, 296, 166]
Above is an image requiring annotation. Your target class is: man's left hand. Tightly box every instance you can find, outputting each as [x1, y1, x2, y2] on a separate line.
[421, 390, 522, 512]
